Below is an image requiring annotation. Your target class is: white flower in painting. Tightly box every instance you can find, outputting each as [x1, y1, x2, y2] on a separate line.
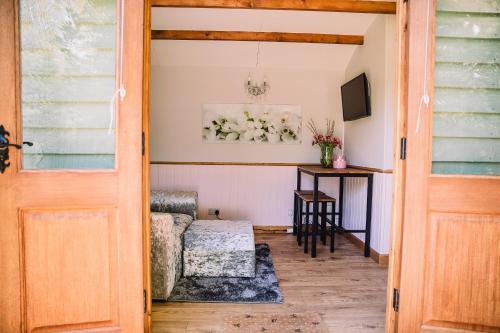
[254, 128, 264, 138]
[260, 111, 271, 122]
[203, 128, 216, 142]
[286, 113, 301, 134]
[225, 132, 239, 141]
[281, 130, 296, 143]
[266, 132, 280, 143]
[222, 122, 235, 133]
[253, 129, 265, 141]
[202, 111, 217, 128]
[241, 130, 255, 141]
[235, 114, 248, 131]
[269, 113, 285, 131]
[266, 124, 277, 134]
[246, 121, 256, 130]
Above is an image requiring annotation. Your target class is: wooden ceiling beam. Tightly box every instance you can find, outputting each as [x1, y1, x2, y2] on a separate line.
[151, 30, 364, 45]
[151, 0, 396, 14]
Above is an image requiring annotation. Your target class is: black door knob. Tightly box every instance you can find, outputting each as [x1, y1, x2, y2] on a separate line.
[0, 124, 33, 174]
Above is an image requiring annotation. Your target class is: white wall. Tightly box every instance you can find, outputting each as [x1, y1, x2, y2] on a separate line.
[344, 15, 396, 169]
[341, 15, 396, 254]
[149, 8, 379, 163]
[150, 65, 345, 163]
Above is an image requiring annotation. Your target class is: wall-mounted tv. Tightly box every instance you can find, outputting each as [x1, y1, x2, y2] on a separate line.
[341, 73, 371, 122]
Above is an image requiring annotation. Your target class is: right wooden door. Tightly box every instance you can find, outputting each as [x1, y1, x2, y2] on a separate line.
[397, 0, 500, 332]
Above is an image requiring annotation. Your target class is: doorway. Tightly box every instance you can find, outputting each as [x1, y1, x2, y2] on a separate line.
[144, 1, 402, 328]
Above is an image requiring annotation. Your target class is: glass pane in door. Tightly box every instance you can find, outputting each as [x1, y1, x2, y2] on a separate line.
[432, 0, 500, 175]
[20, 0, 117, 169]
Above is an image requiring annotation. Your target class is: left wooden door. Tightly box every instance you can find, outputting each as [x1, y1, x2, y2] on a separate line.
[0, 1, 144, 332]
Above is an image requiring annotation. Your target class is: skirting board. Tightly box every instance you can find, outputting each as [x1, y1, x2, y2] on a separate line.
[343, 233, 389, 265]
[253, 226, 289, 234]
[254, 226, 389, 265]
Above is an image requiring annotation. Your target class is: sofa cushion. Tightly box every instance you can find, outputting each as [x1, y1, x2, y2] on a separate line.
[150, 213, 175, 300]
[171, 213, 194, 238]
[183, 220, 256, 278]
[150, 212, 194, 300]
[151, 191, 198, 219]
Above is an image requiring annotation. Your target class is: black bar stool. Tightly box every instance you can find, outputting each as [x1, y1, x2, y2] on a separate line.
[293, 190, 324, 237]
[295, 192, 336, 254]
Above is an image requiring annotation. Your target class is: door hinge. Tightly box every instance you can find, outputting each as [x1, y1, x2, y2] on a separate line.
[143, 289, 147, 313]
[400, 137, 407, 160]
[142, 131, 145, 156]
[393, 288, 400, 312]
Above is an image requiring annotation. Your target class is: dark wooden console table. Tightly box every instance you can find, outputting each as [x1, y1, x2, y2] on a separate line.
[296, 165, 374, 258]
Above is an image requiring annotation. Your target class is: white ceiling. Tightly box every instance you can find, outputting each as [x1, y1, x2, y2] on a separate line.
[151, 8, 383, 70]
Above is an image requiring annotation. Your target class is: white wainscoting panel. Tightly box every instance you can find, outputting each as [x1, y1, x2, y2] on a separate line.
[150, 164, 392, 254]
[341, 173, 393, 254]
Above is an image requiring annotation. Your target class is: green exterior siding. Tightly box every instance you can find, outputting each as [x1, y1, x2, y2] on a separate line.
[20, 0, 116, 169]
[432, 0, 500, 175]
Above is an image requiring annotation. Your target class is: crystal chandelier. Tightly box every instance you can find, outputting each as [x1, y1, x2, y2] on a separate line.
[245, 41, 269, 98]
[246, 74, 269, 97]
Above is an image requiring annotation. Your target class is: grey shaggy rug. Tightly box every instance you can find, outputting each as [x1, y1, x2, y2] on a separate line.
[167, 244, 283, 303]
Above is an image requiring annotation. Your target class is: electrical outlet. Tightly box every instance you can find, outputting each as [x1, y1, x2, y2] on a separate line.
[208, 208, 220, 216]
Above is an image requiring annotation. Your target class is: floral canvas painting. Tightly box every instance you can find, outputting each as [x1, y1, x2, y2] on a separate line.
[202, 104, 302, 144]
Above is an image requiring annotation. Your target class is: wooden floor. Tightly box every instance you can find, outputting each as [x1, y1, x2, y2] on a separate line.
[152, 233, 388, 333]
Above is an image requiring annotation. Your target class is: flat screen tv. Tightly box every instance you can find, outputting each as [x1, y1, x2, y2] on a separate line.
[341, 73, 371, 121]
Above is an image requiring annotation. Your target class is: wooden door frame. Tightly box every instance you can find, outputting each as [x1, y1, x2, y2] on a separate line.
[140, 2, 410, 332]
[142, 0, 152, 331]
[385, 0, 408, 332]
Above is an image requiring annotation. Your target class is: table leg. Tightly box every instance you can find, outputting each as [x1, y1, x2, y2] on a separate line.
[331, 201, 336, 253]
[297, 198, 303, 245]
[293, 193, 298, 235]
[321, 202, 327, 245]
[293, 169, 302, 235]
[311, 176, 319, 258]
[364, 174, 373, 257]
[304, 202, 309, 253]
[339, 176, 344, 228]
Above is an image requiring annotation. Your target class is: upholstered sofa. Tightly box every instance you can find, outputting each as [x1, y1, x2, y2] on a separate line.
[150, 191, 198, 300]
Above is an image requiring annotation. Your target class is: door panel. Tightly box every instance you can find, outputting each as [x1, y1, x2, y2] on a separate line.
[397, 0, 500, 332]
[21, 208, 119, 332]
[0, 0, 144, 332]
[423, 213, 500, 331]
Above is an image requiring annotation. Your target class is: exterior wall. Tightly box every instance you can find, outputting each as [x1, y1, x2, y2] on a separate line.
[21, 0, 116, 169]
[432, 2, 500, 175]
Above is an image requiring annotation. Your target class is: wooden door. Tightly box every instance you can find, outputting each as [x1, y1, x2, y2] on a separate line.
[397, 0, 500, 332]
[0, 1, 145, 332]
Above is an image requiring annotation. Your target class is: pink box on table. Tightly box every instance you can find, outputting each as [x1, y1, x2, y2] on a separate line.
[333, 156, 347, 169]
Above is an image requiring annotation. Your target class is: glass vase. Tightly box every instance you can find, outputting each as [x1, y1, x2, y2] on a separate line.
[320, 144, 334, 168]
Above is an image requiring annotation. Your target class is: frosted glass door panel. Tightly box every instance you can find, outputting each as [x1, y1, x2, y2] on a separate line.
[432, 0, 500, 175]
[20, 0, 117, 169]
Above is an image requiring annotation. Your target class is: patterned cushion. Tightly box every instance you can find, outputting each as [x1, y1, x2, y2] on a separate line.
[183, 220, 256, 278]
[150, 191, 198, 219]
